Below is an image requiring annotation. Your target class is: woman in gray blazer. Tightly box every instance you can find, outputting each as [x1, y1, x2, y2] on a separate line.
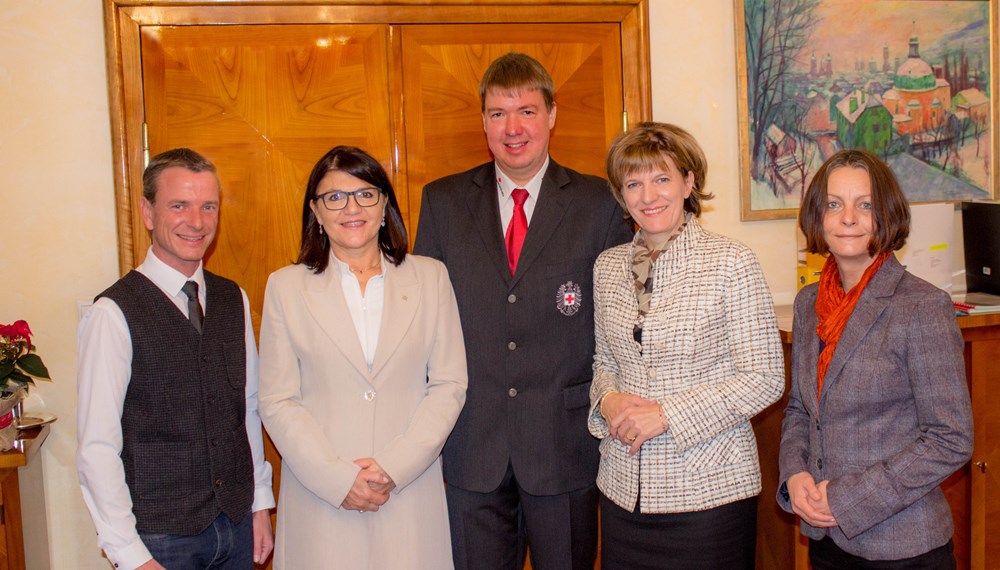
[778, 148, 973, 569]
[588, 123, 785, 569]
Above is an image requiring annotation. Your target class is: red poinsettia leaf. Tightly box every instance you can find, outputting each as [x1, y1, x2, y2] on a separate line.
[11, 321, 31, 339]
[16, 353, 50, 379]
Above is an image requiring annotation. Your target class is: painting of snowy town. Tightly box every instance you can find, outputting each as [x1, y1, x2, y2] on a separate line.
[737, 0, 995, 220]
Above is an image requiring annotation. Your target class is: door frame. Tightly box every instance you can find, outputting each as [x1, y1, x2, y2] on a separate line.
[103, 0, 651, 274]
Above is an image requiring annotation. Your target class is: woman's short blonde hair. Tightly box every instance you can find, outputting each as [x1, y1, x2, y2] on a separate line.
[605, 122, 713, 216]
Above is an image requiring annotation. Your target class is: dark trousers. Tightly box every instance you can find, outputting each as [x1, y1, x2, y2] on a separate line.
[138, 511, 253, 570]
[810, 537, 956, 570]
[446, 462, 598, 570]
[599, 493, 757, 570]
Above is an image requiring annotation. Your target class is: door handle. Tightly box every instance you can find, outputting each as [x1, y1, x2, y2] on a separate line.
[974, 461, 987, 473]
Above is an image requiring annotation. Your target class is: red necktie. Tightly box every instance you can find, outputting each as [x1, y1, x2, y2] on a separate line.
[505, 189, 529, 275]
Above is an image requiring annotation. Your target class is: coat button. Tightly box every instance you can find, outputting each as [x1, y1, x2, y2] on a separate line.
[817, 458, 823, 469]
[508, 294, 517, 303]
[507, 341, 517, 351]
[647, 368, 656, 379]
[508, 388, 518, 398]
[364, 390, 376, 401]
[215, 479, 223, 488]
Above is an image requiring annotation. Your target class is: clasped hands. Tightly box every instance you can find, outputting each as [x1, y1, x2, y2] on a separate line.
[786, 471, 837, 528]
[602, 392, 668, 456]
[341, 457, 396, 513]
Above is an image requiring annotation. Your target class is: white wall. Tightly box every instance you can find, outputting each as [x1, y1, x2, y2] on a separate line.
[0, 1, 972, 567]
[0, 1, 118, 567]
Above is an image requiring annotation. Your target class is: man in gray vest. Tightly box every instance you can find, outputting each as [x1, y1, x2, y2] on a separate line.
[77, 149, 274, 570]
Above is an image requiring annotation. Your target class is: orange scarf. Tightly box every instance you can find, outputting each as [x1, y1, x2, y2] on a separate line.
[814, 252, 891, 399]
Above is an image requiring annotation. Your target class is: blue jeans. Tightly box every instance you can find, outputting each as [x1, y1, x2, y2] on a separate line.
[139, 512, 252, 570]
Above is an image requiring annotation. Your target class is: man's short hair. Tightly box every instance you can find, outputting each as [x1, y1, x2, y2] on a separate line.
[479, 52, 555, 112]
[142, 148, 218, 203]
[799, 148, 910, 256]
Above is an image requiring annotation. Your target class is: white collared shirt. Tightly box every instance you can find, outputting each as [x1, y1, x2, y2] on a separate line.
[331, 254, 385, 368]
[496, 156, 549, 235]
[76, 247, 275, 570]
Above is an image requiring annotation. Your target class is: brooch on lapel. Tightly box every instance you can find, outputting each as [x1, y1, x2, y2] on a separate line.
[556, 281, 583, 316]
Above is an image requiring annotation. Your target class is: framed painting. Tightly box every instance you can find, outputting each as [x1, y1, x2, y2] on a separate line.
[735, 0, 998, 221]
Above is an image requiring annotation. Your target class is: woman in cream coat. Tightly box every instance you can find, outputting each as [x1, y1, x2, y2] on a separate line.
[259, 146, 467, 569]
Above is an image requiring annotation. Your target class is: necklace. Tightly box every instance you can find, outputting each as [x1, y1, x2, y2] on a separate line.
[349, 260, 382, 275]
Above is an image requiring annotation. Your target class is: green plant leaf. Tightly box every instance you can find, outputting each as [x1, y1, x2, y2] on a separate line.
[16, 353, 50, 379]
[0, 362, 13, 379]
[5, 368, 34, 387]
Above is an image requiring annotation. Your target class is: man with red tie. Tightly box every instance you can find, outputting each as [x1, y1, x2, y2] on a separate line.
[414, 53, 633, 570]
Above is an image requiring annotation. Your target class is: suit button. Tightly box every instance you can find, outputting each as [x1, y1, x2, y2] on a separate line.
[647, 368, 656, 379]
[202, 355, 210, 363]
[210, 439, 217, 447]
[508, 294, 517, 303]
[508, 388, 518, 398]
[215, 479, 223, 488]
[817, 459, 823, 469]
[507, 341, 517, 351]
[364, 390, 376, 401]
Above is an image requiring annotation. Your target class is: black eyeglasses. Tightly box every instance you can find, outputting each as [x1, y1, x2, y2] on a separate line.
[314, 188, 383, 211]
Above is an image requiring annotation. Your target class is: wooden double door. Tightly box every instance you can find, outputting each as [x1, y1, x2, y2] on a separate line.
[106, 0, 649, 321]
[105, 2, 649, 567]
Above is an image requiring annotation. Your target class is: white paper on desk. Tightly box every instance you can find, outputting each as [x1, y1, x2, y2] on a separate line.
[897, 202, 954, 292]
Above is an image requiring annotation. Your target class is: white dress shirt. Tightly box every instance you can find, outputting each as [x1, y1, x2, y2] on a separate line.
[496, 156, 549, 234]
[330, 255, 385, 368]
[76, 248, 274, 570]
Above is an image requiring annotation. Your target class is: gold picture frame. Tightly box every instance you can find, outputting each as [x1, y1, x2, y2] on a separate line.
[735, 0, 998, 221]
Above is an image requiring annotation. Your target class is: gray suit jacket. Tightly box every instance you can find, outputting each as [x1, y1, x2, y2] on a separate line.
[778, 255, 973, 560]
[414, 159, 632, 495]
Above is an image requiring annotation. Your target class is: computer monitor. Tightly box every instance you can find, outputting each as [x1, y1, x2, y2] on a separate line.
[961, 201, 1000, 298]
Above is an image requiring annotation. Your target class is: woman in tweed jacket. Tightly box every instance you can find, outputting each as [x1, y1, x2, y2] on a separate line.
[588, 122, 784, 569]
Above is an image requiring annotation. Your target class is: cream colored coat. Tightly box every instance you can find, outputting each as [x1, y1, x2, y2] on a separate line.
[258, 254, 467, 569]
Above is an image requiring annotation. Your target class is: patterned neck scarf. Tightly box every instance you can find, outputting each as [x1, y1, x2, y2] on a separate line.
[814, 251, 891, 399]
[632, 220, 687, 335]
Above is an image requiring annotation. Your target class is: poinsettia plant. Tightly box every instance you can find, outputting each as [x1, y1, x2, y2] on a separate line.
[0, 320, 51, 397]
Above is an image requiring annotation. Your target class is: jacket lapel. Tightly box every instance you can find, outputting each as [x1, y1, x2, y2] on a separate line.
[466, 164, 513, 284]
[820, 256, 904, 400]
[303, 264, 372, 379]
[369, 259, 419, 380]
[510, 161, 571, 285]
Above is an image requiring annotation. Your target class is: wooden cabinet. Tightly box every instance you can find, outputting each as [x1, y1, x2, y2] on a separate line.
[0, 426, 49, 570]
[756, 309, 999, 569]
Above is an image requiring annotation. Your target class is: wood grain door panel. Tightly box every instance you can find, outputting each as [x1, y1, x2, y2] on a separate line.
[141, 24, 393, 319]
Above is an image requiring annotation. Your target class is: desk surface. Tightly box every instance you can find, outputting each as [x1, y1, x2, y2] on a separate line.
[775, 304, 1000, 342]
[0, 425, 50, 470]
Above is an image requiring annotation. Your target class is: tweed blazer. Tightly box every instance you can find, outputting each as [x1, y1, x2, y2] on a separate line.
[588, 219, 785, 513]
[778, 256, 973, 560]
[258, 254, 467, 569]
